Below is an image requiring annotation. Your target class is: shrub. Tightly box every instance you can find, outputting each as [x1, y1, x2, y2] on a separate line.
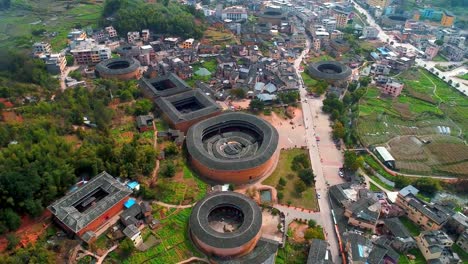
[295, 180, 307, 194]
[308, 219, 317, 228]
[277, 192, 284, 201]
[298, 168, 315, 186]
[279, 177, 287, 186]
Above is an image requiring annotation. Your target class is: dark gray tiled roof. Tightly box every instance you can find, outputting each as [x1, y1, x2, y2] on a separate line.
[95, 58, 141, 76]
[123, 224, 140, 238]
[214, 237, 279, 264]
[329, 183, 352, 206]
[307, 239, 333, 264]
[189, 191, 262, 249]
[186, 112, 279, 172]
[407, 198, 449, 225]
[48, 171, 132, 233]
[154, 89, 221, 125]
[139, 73, 191, 98]
[383, 218, 412, 238]
[347, 197, 380, 223]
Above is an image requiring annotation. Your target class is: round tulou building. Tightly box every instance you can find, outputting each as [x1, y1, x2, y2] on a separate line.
[189, 191, 263, 259]
[95, 57, 141, 80]
[307, 60, 352, 87]
[185, 112, 279, 184]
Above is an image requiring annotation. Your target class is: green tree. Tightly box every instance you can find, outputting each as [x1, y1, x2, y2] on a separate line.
[295, 180, 307, 194]
[0, 209, 21, 231]
[413, 177, 441, 196]
[249, 99, 265, 112]
[359, 76, 371, 87]
[65, 55, 74, 66]
[344, 151, 362, 171]
[332, 121, 345, 139]
[164, 142, 178, 157]
[435, 39, 444, 46]
[278, 177, 287, 186]
[133, 99, 153, 115]
[159, 161, 175, 178]
[6, 234, 19, 250]
[119, 238, 134, 257]
[230, 88, 246, 99]
[298, 168, 315, 186]
[308, 219, 317, 228]
[304, 227, 323, 240]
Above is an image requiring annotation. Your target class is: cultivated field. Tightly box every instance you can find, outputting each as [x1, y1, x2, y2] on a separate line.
[357, 68, 468, 176]
[0, 1, 102, 50]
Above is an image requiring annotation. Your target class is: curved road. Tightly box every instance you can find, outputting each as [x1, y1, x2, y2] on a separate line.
[351, 0, 468, 96]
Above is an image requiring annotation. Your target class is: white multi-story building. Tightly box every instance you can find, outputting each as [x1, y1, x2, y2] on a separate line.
[221, 6, 248, 21]
[70, 39, 111, 65]
[362, 26, 379, 39]
[322, 18, 337, 33]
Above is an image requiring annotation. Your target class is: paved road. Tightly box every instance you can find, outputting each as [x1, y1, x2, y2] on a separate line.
[352, 0, 468, 96]
[294, 38, 343, 263]
[274, 204, 322, 226]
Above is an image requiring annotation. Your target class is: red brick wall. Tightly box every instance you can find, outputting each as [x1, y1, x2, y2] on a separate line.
[76, 197, 129, 237]
[100, 69, 141, 80]
[190, 150, 278, 184]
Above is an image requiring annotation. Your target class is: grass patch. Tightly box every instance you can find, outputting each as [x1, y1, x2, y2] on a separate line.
[369, 182, 381, 191]
[457, 73, 468, 80]
[398, 248, 426, 264]
[155, 119, 169, 131]
[276, 242, 308, 264]
[124, 208, 202, 264]
[263, 148, 319, 211]
[399, 216, 421, 236]
[452, 243, 468, 263]
[0, 2, 102, 50]
[432, 55, 447, 62]
[155, 164, 207, 205]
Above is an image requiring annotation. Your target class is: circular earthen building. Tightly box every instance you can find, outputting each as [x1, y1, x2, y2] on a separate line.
[186, 112, 279, 184]
[189, 191, 262, 258]
[95, 58, 141, 80]
[307, 61, 352, 81]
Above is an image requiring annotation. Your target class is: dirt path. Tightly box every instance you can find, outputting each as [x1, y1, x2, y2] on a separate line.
[419, 69, 463, 137]
[152, 201, 196, 209]
[176, 257, 210, 264]
[149, 121, 160, 186]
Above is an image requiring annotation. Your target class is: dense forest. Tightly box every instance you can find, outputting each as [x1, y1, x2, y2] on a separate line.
[101, 0, 205, 39]
[0, 51, 156, 234]
[0, 0, 10, 10]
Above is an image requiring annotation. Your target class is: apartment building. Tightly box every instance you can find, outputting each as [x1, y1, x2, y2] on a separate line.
[416, 230, 461, 263]
[380, 79, 404, 97]
[105, 26, 118, 38]
[128, 32, 140, 43]
[141, 29, 150, 42]
[67, 29, 87, 42]
[182, 38, 195, 49]
[33, 42, 52, 54]
[39, 53, 67, 75]
[441, 11, 455, 27]
[332, 9, 350, 28]
[424, 44, 439, 60]
[70, 40, 111, 65]
[362, 26, 379, 39]
[221, 6, 248, 21]
[396, 186, 450, 231]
